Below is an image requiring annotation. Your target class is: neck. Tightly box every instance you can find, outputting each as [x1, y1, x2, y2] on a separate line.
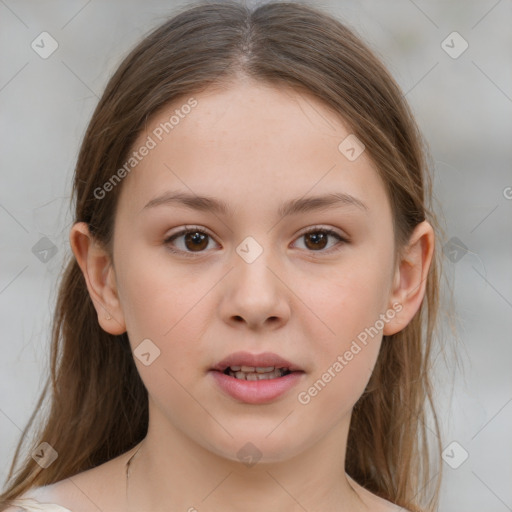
[126, 408, 367, 512]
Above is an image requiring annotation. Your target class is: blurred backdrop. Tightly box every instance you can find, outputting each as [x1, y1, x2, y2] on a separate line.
[1, 1, 511, 510]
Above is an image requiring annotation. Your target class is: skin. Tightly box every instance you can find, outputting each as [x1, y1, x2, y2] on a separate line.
[18, 78, 433, 512]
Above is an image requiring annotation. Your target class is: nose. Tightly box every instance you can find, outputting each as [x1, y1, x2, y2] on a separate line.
[219, 247, 291, 331]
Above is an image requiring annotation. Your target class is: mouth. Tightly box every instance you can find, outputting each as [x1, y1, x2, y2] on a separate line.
[221, 365, 293, 380]
[209, 353, 305, 404]
[210, 351, 304, 379]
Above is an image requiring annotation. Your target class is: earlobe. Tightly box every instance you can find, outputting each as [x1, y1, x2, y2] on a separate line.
[69, 222, 126, 335]
[383, 221, 435, 336]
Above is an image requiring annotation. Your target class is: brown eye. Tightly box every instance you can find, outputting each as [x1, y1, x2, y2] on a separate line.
[294, 228, 348, 253]
[164, 227, 218, 256]
[303, 231, 329, 250]
[183, 231, 209, 251]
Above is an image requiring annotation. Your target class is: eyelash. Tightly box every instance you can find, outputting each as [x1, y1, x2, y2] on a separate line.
[163, 225, 349, 258]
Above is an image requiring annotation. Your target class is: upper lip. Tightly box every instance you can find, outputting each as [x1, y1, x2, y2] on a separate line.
[211, 351, 304, 372]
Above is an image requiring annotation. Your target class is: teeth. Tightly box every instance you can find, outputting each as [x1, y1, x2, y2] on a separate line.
[256, 366, 276, 373]
[227, 366, 288, 374]
[229, 368, 288, 380]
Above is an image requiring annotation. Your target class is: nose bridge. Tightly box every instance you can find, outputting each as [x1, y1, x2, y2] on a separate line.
[234, 234, 280, 297]
[220, 234, 290, 327]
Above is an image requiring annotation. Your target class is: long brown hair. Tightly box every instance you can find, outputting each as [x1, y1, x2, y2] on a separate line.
[1, 1, 443, 510]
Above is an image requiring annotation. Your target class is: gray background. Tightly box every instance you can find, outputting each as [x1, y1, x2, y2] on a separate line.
[1, 1, 511, 511]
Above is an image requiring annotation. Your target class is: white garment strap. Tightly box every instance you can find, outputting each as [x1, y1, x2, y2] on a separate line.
[8, 497, 72, 512]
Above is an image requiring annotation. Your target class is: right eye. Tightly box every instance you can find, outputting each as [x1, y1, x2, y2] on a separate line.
[164, 226, 220, 257]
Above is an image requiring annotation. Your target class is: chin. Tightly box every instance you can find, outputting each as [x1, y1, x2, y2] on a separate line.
[201, 430, 310, 466]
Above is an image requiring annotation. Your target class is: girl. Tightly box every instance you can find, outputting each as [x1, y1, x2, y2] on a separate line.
[1, 1, 443, 511]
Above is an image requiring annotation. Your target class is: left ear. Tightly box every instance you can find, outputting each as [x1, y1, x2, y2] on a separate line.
[383, 221, 435, 336]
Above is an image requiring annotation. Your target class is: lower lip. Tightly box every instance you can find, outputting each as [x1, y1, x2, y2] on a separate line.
[210, 370, 305, 404]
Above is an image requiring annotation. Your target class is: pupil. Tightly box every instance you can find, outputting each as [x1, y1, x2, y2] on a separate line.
[305, 232, 327, 250]
[185, 232, 207, 251]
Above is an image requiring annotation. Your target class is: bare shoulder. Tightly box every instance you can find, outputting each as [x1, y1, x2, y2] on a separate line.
[346, 474, 413, 512]
[6, 446, 138, 512]
[2, 487, 73, 512]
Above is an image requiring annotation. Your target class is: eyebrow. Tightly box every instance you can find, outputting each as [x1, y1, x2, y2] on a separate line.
[141, 191, 368, 217]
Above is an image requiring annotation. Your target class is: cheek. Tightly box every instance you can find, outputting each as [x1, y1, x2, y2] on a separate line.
[301, 253, 393, 343]
[293, 253, 393, 406]
[115, 241, 200, 336]
[113, 250, 215, 395]
[294, 286, 385, 424]
[114, 252, 215, 414]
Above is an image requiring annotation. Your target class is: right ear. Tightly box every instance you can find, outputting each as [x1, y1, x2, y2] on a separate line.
[69, 222, 126, 335]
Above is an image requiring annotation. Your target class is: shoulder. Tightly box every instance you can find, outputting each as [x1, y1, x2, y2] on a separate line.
[3, 495, 72, 512]
[346, 474, 414, 512]
[2, 483, 75, 512]
[3, 479, 98, 512]
[4, 446, 138, 512]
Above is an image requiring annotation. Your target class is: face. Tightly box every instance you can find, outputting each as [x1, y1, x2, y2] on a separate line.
[101, 80, 404, 461]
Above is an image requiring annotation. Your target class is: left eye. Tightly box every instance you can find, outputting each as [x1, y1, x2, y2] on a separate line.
[292, 227, 347, 253]
[164, 226, 347, 256]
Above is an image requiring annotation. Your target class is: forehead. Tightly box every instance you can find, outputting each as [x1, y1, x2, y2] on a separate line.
[116, 79, 390, 219]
